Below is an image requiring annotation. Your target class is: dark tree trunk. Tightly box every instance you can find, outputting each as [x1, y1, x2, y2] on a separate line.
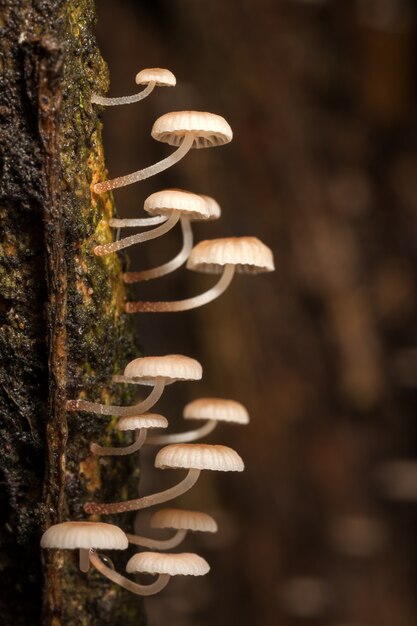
[0, 1, 146, 624]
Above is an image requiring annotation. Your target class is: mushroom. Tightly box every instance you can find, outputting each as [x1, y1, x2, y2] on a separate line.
[66, 354, 202, 417]
[40, 521, 128, 573]
[126, 236, 275, 313]
[84, 443, 244, 515]
[94, 189, 209, 257]
[41, 521, 204, 596]
[89, 551, 209, 596]
[93, 111, 233, 194]
[90, 413, 168, 457]
[122, 191, 220, 282]
[127, 507, 217, 549]
[147, 397, 249, 445]
[91, 67, 176, 107]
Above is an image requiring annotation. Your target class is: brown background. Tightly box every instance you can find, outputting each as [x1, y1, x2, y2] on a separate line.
[96, 1, 417, 625]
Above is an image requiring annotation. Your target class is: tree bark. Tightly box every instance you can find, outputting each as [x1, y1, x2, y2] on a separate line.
[0, 1, 146, 624]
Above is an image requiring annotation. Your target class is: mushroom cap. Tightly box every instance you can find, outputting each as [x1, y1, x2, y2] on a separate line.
[135, 67, 176, 87]
[183, 398, 249, 425]
[150, 507, 218, 533]
[123, 355, 202, 385]
[126, 551, 210, 576]
[117, 413, 169, 431]
[155, 443, 244, 472]
[144, 189, 209, 220]
[40, 522, 128, 550]
[151, 111, 233, 149]
[200, 194, 221, 221]
[187, 236, 275, 274]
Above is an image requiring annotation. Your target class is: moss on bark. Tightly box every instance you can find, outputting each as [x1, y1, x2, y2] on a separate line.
[0, 1, 146, 624]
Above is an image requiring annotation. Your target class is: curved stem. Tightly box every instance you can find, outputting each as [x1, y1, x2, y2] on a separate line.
[147, 419, 217, 445]
[126, 529, 187, 550]
[79, 548, 90, 573]
[84, 468, 201, 515]
[66, 378, 166, 417]
[94, 211, 180, 256]
[126, 264, 236, 313]
[89, 551, 170, 596]
[94, 134, 194, 194]
[91, 428, 147, 457]
[91, 81, 155, 106]
[109, 215, 168, 228]
[123, 217, 194, 283]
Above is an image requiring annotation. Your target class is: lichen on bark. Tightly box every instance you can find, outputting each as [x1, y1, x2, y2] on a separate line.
[0, 1, 145, 624]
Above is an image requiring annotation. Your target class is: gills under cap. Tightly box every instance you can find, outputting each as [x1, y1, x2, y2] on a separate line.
[135, 68, 176, 87]
[187, 237, 275, 274]
[123, 355, 202, 385]
[151, 508, 218, 533]
[144, 189, 209, 220]
[117, 414, 168, 431]
[151, 111, 233, 149]
[126, 551, 210, 576]
[184, 398, 249, 425]
[40, 522, 128, 550]
[155, 443, 244, 472]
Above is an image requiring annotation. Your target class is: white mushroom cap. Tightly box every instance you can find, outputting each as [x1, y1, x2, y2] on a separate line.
[123, 355, 203, 385]
[135, 68, 176, 87]
[40, 522, 128, 550]
[183, 398, 249, 425]
[117, 413, 169, 431]
[186, 237, 275, 274]
[200, 194, 221, 221]
[126, 551, 210, 576]
[155, 443, 244, 472]
[151, 508, 218, 533]
[151, 111, 233, 149]
[144, 189, 209, 220]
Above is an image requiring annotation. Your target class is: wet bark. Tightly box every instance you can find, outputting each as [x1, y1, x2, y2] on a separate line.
[0, 1, 145, 624]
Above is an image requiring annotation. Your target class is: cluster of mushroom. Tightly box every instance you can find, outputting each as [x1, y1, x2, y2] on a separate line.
[41, 67, 274, 600]
[43, 355, 246, 595]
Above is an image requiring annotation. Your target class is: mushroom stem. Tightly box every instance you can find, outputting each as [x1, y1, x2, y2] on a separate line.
[79, 548, 91, 573]
[109, 215, 168, 228]
[90, 428, 147, 457]
[89, 551, 170, 596]
[126, 529, 187, 550]
[94, 134, 194, 194]
[123, 217, 193, 283]
[91, 81, 156, 106]
[147, 419, 217, 445]
[66, 378, 166, 417]
[94, 211, 180, 256]
[84, 468, 201, 515]
[126, 264, 236, 313]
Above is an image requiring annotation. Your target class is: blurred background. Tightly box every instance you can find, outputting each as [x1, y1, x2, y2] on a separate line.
[96, 1, 417, 625]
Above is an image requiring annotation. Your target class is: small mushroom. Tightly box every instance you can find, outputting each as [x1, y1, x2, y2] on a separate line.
[126, 236, 274, 313]
[148, 397, 249, 445]
[84, 443, 244, 515]
[93, 111, 233, 194]
[91, 67, 175, 107]
[90, 413, 168, 457]
[89, 550, 209, 596]
[94, 189, 209, 257]
[122, 191, 220, 281]
[66, 354, 202, 417]
[128, 507, 217, 549]
[40, 521, 128, 573]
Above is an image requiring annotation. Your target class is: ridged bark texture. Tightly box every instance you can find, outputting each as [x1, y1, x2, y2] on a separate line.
[0, 1, 145, 624]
